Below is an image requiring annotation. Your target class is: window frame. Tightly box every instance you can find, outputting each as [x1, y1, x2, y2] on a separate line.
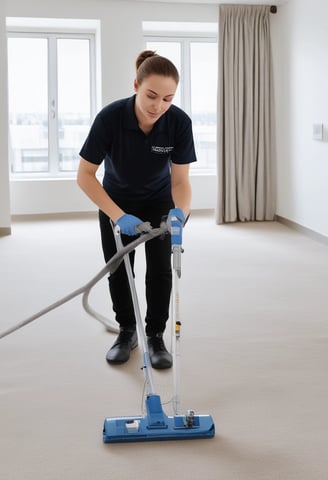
[7, 23, 98, 179]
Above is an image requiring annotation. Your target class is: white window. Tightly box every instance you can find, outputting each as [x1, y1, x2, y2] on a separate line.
[7, 18, 99, 178]
[144, 22, 218, 175]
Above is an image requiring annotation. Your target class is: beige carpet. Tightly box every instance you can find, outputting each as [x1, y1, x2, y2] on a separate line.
[1, 211, 328, 480]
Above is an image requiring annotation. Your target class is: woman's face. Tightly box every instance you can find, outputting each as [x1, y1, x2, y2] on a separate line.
[134, 74, 177, 129]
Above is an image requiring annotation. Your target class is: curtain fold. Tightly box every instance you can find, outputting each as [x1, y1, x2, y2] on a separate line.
[216, 5, 276, 224]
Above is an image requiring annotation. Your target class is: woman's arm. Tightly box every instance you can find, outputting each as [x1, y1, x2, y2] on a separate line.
[170, 163, 192, 219]
[77, 158, 124, 223]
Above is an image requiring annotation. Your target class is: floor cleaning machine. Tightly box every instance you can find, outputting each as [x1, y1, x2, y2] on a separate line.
[0, 218, 215, 443]
[103, 218, 215, 442]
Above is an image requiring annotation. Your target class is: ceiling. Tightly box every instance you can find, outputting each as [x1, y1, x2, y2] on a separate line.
[131, 0, 287, 5]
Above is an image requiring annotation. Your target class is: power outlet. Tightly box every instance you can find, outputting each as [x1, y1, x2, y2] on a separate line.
[313, 123, 323, 141]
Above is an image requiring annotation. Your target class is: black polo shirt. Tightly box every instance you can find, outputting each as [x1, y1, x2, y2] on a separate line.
[79, 95, 197, 206]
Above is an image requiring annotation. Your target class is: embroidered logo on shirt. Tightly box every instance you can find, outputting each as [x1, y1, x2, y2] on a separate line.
[151, 146, 174, 154]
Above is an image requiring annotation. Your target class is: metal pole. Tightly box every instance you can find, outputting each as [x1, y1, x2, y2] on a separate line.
[112, 226, 156, 396]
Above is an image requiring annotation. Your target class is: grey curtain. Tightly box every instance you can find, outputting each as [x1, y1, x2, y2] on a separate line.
[216, 5, 276, 224]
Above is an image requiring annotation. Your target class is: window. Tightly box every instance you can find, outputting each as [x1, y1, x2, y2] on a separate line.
[7, 19, 98, 178]
[144, 22, 218, 175]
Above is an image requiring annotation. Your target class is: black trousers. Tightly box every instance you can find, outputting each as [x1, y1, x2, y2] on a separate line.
[98, 199, 174, 337]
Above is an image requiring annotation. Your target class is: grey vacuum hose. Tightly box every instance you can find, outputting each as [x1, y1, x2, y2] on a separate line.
[0, 223, 167, 340]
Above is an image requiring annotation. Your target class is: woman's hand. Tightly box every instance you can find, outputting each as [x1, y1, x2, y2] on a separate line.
[116, 214, 143, 236]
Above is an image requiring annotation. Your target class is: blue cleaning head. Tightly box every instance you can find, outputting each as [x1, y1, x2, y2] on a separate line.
[103, 394, 215, 443]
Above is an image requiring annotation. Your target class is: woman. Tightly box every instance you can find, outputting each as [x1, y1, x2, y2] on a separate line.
[77, 50, 196, 369]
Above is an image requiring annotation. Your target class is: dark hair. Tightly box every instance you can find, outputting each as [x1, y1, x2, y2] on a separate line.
[135, 50, 179, 85]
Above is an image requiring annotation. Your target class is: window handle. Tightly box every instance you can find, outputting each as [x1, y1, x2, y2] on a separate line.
[51, 99, 56, 119]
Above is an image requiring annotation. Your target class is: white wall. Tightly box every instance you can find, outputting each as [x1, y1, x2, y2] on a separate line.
[0, 4, 11, 233]
[2, 0, 217, 219]
[271, 0, 328, 236]
[4, 0, 328, 236]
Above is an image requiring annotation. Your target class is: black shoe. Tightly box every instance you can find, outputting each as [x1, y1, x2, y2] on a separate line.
[106, 329, 138, 365]
[147, 333, 172, 369]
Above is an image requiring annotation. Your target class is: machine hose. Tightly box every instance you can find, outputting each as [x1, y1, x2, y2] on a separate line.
[0, 223, 168, 340]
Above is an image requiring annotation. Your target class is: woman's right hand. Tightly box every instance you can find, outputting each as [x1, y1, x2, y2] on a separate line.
[116, 214, 143, 236]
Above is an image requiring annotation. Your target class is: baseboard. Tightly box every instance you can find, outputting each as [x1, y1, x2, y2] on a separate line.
[276, 215, 328, 246]
[190, 208, 215, 217]
[0, 227, 11, 237]
[11, 209, 214, 223]
[11, 211, 98, 222]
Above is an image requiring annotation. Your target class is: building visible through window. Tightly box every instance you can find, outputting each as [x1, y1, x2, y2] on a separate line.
[7, 18, 98, 178]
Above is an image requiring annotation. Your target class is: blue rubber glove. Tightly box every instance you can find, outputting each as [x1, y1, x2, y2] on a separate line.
[167, 208, 185, 246]
[168, 208, 186, 225]
[116, 214, 143, 236]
